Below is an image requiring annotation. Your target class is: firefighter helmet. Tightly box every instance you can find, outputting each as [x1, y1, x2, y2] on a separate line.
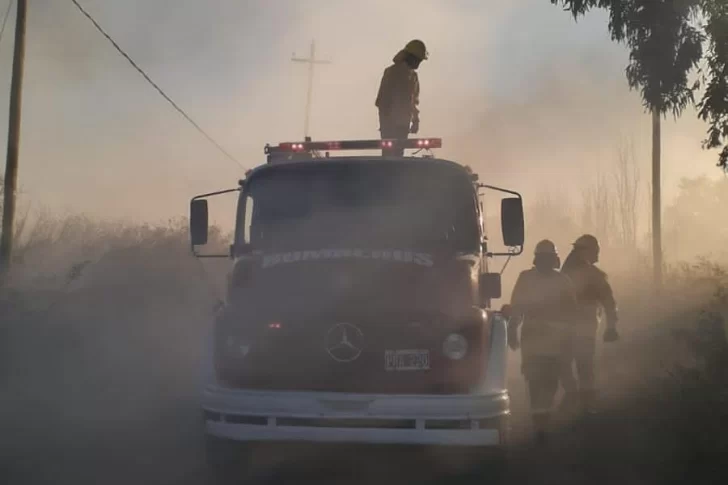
[573, 234, 600, 251]
[534, 239, 558, 255]
[404, 39, 428, 60]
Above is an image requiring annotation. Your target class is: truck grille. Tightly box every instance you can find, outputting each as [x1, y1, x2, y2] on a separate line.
[215, 315, 488, 395]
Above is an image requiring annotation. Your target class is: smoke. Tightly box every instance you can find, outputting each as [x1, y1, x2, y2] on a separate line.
[0, 0, 721, 224]
[2, 5, 727, 483]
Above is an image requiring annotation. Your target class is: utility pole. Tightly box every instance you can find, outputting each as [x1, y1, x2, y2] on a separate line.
[1, 0, 28, 276]
[651, 108, 663, 291]
[291, 39, 331, 139]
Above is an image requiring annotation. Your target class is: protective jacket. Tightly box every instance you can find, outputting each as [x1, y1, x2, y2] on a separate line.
[510, 267, 577, 374]
[375, 56, 420, 134]
[560, 251, 618, 330]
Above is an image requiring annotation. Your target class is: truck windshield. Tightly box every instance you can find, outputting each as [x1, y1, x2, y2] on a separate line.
[239, 161, 480, 253]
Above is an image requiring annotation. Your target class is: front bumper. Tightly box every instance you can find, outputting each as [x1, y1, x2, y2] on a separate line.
[202, 386, 510, 447]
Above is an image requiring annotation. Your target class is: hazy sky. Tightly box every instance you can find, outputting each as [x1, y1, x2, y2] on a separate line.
[0, 0, 723, 223]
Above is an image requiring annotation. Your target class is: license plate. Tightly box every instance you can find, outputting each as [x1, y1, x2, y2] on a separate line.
[384, 349, 430, 371]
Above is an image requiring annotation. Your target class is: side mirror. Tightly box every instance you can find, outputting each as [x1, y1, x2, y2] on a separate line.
[190, 199, 209, 246]
[501, 197, 524, 247]
[479, 272, 502, 302]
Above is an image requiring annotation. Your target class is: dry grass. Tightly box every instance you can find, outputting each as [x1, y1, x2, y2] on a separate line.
[0, 212, 232, 485]
[0, 208, 726, 484]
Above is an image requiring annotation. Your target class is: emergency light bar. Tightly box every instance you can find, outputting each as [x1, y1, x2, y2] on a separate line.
[264, 137, 442, 155]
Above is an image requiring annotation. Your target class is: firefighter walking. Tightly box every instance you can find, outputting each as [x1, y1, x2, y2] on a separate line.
[507, 240, 577, 444]
[375, 39, 427, 157]
[558, 234, 619, 415]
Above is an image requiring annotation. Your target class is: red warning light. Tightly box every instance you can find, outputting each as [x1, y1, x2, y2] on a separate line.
[265, 138, 442, 158]
[268, 322, 282, 329]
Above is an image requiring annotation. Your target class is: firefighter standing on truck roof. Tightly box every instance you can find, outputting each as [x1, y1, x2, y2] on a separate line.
[375, 39, 427, 157]
[558, 234, 619, 415]
[507, 240, 577, 444]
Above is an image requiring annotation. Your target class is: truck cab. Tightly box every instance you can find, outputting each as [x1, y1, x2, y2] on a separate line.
[189, 137, 525, 480]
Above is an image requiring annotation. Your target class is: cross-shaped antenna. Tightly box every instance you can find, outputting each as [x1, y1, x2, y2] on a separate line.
[291, 39, 332, 140]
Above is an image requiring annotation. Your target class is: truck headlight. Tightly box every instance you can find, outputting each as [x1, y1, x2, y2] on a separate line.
[442, 333, 468, 360]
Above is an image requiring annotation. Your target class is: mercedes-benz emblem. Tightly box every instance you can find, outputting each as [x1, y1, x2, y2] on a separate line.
[325, 323, 364, 362]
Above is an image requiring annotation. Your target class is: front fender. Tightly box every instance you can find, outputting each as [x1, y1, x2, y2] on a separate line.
[482, 313, 508, 393]
[199, 310, 222, 393]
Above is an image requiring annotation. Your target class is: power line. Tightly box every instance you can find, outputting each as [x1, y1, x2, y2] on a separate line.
[0, 0, 13, 46]
[69, 0, 245, 171]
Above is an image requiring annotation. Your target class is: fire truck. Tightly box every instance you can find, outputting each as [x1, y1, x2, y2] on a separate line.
[189, 137, 525, 481]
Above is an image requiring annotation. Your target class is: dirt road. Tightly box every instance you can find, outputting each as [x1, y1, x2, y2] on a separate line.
[0, 285, 695, 485]
[2, 352, 664, 485]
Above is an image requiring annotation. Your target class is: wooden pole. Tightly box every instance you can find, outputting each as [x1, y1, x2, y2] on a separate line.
[651, 108, 662, 290]
[1, 0, 28, 276]
[303, 40, 314, 139]
[291, 39, 331, 140]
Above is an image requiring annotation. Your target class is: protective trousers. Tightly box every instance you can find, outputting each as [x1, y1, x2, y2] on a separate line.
[524, 358, 560, 436]
[560, 322, 598, 410]
[379, 114, 409, 157]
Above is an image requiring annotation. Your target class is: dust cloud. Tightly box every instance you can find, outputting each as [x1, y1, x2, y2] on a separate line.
[0, 0, 721, 223]
[1, 1, 727, 485]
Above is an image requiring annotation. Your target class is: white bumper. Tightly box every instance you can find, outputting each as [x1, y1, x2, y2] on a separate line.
[202, 387, 510, 447]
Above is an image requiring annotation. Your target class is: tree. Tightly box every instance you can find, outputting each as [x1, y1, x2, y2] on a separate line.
[664, 176, 728, 261]
[697, 1, 728, 169]
[550, 0, 727, 169]
[526, 192, 580, 246]
[580, 171, 617, 248]
[549, 0, 727, 288]
[613, 139, 641, 249]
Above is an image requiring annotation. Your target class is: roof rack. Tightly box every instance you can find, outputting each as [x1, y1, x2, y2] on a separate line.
[264, 137, 442, 164]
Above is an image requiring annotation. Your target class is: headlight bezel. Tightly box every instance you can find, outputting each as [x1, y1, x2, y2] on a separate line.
[442, 332, 469, 360]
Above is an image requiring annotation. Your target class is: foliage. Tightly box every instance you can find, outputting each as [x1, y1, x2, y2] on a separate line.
[612, 139, 641, 248]
[525, 192, 581, 247]
[551, 0, 728, 170]
[663, 175, 728, 262]
[580, 171, 617, 246]
[1, 202, 726, 482]
[697, 1, 728, 168]
[577, 138, 644, 269]
[661, 262, 728, 483]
